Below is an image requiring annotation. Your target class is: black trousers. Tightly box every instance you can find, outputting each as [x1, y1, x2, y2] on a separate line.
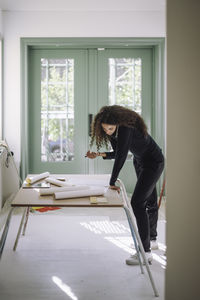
[131, 158, 164, 252]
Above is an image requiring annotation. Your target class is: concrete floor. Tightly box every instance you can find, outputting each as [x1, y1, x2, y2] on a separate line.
[0, 203, 166, 300]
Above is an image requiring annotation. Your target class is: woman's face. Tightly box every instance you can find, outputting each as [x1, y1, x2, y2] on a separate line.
[101, 123, 117, 136]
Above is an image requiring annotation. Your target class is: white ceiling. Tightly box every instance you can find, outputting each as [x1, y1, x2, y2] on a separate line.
[0, 0, 165, 12]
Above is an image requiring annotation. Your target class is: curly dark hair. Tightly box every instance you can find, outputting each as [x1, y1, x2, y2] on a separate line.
[90, 105, 148, 151]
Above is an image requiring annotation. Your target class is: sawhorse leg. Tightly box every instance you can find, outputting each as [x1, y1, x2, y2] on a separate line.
[123, 206, 144, 274]
[117, 179, 159, 297]
[13, 208, 27, 251]
[22, 207, 30, 236]
[124, 205, 159, 297]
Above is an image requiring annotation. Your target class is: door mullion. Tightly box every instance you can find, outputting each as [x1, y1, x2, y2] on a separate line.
[88, 49, 98, 174]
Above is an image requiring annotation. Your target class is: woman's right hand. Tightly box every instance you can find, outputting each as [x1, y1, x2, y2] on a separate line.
[85, 151, 98, 159]
[109, 185, 120, 193]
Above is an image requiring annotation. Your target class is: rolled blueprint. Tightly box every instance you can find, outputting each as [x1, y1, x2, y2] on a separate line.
[45, 177, 70, 187]
[26, 172, 50, 184]
[54, 188, 105, 200]
[40, 185, 90, 196]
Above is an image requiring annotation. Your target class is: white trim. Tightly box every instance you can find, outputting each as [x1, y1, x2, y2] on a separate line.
[0, 38, 2, 140]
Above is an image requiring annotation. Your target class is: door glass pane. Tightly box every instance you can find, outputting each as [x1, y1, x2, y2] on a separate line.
[41, 58, 74, 162]
[109, 58, 142, 114]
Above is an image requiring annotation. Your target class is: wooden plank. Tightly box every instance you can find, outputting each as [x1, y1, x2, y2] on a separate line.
[11, 174, 123, 208]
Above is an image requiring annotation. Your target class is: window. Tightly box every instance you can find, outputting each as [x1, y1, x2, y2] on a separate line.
[109, 58, 142, 114]
[41, 58, 74, 162]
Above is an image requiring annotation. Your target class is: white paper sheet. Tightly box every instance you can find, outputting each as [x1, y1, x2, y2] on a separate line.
[39, 185, 90, 195]
[54, 188, 105, 200]
[26, 172, 50, 184]
[45, 177, 70, 187]
[64, 175, 110, 187]
[67, 178, 110, 187]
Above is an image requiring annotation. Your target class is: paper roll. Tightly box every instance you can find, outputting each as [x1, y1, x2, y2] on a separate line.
[45, 177, 70, 187]
[26, 172, 50, 184]
[40, 185, 90, 196]
[54, 188, 105, 200]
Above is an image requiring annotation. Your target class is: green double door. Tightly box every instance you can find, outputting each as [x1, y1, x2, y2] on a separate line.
[28, 47, 152, 190]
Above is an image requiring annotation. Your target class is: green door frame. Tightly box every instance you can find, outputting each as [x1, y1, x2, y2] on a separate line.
[21, 38, 165, 188]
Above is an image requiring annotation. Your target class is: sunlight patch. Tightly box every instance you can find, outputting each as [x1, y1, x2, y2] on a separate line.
[104, 236, 133, 254]
[80, 220, 130, 235]
[52, 276, 78, 300]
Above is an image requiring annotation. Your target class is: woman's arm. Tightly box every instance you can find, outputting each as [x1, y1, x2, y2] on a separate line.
[103, 137, 117, 160]
[109, 126, 132, 186]
[97, 152, 106, 158]
[86, 135, 117, 160]
[85, 151, 106, 159]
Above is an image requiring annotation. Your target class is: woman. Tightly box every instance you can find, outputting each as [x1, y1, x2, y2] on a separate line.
[86, 105, 164, 265]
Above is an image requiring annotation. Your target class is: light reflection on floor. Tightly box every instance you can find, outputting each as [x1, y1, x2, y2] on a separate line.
[104, 236, 133, 254]
[80, 220, 167, 268]
[80, 220, 130, 235]
[52, 276, 78, 300]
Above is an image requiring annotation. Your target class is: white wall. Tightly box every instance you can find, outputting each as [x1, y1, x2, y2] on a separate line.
[0, 9, 2, 140]
[2, 10, 165, 162]
[0, 10, 2, 35]
[166, 0, 200, 299]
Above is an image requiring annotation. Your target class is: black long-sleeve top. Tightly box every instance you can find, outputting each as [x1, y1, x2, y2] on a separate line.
[103, 126, 164, 186]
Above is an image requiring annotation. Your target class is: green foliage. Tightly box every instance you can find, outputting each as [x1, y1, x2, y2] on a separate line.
[109, 58, 142, 114]
[41, 61, 74, 142]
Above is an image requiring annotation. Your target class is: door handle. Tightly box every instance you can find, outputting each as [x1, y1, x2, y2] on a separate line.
[88, 114, 93, 136]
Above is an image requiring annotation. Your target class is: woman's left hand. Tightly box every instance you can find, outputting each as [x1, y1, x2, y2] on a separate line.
[109, 185, 120, 193]
[85, 151, 98, 159]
